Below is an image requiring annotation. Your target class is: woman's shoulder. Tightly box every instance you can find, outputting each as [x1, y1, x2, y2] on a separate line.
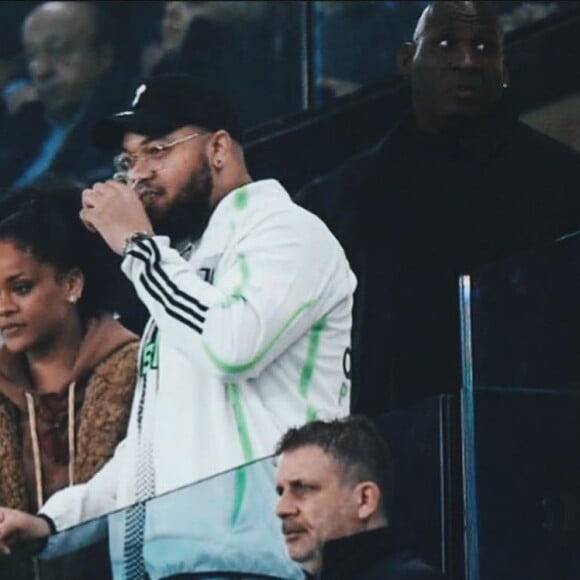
[0, 390, 17, 419]
[91, 339, 140, 382]
[78, 340, 139, 436]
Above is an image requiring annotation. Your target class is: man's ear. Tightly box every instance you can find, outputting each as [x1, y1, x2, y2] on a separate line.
[354, 481, 382, 521]
[207, 130, 232, 170]
[397, 42, 416, 78]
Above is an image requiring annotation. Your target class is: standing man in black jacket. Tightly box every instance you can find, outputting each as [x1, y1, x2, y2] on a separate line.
[297, 1, 580, 414]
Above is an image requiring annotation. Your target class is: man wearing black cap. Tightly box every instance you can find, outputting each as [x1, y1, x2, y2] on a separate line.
[0, 74, 356, 578]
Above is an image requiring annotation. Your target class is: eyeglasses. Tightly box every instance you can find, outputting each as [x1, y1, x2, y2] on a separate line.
[113, 132, 203, 182]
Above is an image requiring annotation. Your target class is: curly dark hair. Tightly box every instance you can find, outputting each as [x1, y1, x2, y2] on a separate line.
[0, 186, 121, 321]
[276, 415, 394, 519]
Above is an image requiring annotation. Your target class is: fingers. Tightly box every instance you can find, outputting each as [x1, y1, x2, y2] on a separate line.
[82, 179, 134, 207]
[0, 510, 11, 556]
[0, 510, 51, 557]
[81, 180, 137, 233]
[85, 179, 134, 198]
[79, 209, 96, 232]
[0, 540, 10, 556]
[82, 181, 110, 209]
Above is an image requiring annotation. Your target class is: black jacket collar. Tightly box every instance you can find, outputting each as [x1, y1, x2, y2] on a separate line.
[318, 527, 394, 580]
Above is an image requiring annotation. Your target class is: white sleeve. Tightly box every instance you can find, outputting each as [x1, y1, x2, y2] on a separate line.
[39, 437, 127, 531]
[121, 210, 351, 381]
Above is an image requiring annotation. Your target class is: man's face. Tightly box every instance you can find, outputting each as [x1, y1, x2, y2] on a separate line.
[23, 2, 111, 122]
[122, 127, 213, 241]
[275, 446, 362, 574]
[405, 2, 505, 130]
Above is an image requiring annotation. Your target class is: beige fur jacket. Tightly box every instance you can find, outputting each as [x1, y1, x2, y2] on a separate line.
[0, 340, 139, 512]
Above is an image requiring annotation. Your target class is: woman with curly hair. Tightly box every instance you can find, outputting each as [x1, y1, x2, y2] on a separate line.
[0, 186, 139, 513]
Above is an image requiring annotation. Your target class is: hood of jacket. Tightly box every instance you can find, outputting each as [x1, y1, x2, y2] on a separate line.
[0, 315, 138, 408]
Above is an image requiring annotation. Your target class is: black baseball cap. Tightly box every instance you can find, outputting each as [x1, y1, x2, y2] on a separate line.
[92, 74, 243, 148]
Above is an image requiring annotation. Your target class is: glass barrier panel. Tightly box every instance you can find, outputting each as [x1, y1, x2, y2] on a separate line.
[466, 233, 580, 391]
[464, 389, 580, 580]
[1, 397, 454, 579]
[1, 457, 302, 580]
[376, 395, 452, 575]
[460, 232, 580, 579]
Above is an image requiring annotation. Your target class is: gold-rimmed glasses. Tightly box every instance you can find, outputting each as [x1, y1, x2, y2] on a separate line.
[113, 132, 203, 183]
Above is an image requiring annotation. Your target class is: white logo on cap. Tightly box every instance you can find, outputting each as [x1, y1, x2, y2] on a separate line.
[132, 83, 147, 107]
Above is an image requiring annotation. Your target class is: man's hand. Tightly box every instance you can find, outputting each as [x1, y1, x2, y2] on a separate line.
[0, 508, 51, 556]
[80, 180, 154, 255]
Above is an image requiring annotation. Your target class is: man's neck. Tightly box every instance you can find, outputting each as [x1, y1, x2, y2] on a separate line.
[211, 172, 253, 208]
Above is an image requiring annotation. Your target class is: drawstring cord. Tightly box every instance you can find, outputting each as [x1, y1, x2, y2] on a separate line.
[25, 392, 43, 511]
[67, 381, 76, 486]
[25, 382, 76, 511]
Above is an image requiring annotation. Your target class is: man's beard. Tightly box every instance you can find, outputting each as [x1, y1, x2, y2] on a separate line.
[150, 160, 213, 242]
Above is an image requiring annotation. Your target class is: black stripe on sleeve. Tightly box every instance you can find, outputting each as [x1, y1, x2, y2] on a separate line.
[127, 248, 150, 263]
[128, 237, 208, 324]
[140, 274, 204, 334]
[145, 238, 209, 312]
[139, 253, 206, 324]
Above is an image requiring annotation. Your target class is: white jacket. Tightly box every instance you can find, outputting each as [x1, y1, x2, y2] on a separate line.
[41, 179, 356, 531]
